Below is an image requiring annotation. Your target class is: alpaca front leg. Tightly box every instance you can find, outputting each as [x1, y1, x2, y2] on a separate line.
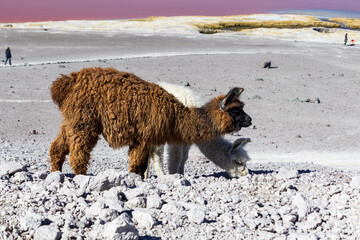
[128, 143, 151, 178]
[167, 144, 184, 174]
[178, 144, 191, 175]
[144, 146, 165, 178]
[152, 146, 165, 177]
[49, 123, 70, 172]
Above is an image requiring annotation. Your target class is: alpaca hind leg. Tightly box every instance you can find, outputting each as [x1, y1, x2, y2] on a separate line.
[68, 127, 100, 175]
[167, 144, 184, 174]
[128, 143, 151, 178]
[144, 154, 151, 179]
[178, 144, 191, 175]
[49, 123, 70, 172]
[152, 145, 165, 177]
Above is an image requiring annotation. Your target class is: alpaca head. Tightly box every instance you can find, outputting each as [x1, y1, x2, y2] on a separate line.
[220, 88, 252, 131]
[227, 138, 251, 177]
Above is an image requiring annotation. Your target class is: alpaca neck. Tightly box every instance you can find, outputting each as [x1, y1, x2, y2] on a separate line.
[173, 106, 220, 144]
[196, 137, 233, 170]
[172, 95, 234, 144]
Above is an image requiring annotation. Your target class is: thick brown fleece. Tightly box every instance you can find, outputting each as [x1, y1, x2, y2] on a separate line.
[49, 67, 245, 178]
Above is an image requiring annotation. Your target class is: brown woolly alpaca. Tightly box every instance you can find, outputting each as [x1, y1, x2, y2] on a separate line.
[49, 67, 252, 178]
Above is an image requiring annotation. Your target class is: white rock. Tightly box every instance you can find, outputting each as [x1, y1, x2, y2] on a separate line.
[123, 188, 145, 200]
[0, 161, 24, 176]
[34, 226, 61, 240]
[34, 171, 48, 180]
[282, 214, 297, 224]
[73, 174, 91, 188]
[98, 208, 120, 222]
[304, 212, 323, 230]
[168, 213, 186, 228]
[287, 233, 317, 240]
[292, 193, 312, 221]
[350, 176, 360, 189]
[73, 174, 92, 196]
[103, 187, 126, 201]
[45, 171, 64, 185]
[102, 213, 139, 240]
[85, 201, 105, 217]
[161, 202, 184, 214]
[132, 209, 157, 229]
[19, 212, 42, 230]
[87, 174, 111, 192]
[146, 195, 163, 209]
[125, 197, 146, 209]
[174, 178, 191, 187]
[12, 171, 33, 183]
[89, 169, 124, 192]
[276, 167, 298, 180]
[187, 207, 206, 224]
[160, 174, 190, 187]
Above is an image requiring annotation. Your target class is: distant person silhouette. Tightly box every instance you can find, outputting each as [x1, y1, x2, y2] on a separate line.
[344, 33, 348, 46]
[5, 47, 12, 65]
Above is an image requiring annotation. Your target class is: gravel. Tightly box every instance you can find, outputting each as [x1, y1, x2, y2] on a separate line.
[0, 160, 359, 239]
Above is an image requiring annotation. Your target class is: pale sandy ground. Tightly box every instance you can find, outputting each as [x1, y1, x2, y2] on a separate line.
[1, 29, 359, 172]
[0, 29, 360, 239]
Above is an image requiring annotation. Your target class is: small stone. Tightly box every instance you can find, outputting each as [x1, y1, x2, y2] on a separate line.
[12, 171, 33, 183]
[19, 212, 42, 231]
[168, 213, 186, 228]
[34, 226, 61, 240]
[98, 208, 120, 222]
[123, 188, 144, 200]
[146, 195, 163, 209]
[292, 193, 312, 221]
[45, 171, 64, 185]
[132, 209, 157, 229]
[276, 167, 298, 180]
[349, 176, 360, 189]
[305, 212, 323, 230]
[85, 201, 105, 217]
[102, 213, 139, 240]
[187, 208, 206, 224]
[252, 95, 262, 100]
[0, 161, 25, 176]
[263, 61, 271, 68]
[125, 197, 146, 209]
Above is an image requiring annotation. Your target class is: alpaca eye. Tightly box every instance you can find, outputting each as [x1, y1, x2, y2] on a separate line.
[234, 160, 243, 165]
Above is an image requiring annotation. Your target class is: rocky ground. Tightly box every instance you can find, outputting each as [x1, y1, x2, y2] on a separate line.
[1, 159, 359, 240]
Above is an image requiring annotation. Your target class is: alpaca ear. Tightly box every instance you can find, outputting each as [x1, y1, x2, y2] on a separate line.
[220, 87, 244, 110]
[230, 138, 251, 152]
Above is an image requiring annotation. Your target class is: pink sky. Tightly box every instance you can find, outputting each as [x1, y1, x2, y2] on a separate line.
[1, 0, 360, 23]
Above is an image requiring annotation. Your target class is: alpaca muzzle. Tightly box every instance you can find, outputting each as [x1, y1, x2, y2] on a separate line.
[237, 114, 252, 129]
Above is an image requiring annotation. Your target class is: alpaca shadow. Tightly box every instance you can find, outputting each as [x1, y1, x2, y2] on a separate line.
[197, 171, 233, 179]
[249, 169, 312, 175]
[139, 236, 161, 240]
[298, 169, 312, 174]
[248, 169, 275, 175]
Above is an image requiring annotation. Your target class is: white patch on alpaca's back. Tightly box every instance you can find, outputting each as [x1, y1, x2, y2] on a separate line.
[158, 82, 203, 108]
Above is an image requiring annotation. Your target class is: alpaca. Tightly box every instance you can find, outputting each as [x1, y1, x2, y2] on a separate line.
[49, 67, 252, 178]
[144, 82, 251, 178]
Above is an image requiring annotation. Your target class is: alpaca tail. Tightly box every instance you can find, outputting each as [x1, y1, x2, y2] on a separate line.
[50, 73, 77, 108]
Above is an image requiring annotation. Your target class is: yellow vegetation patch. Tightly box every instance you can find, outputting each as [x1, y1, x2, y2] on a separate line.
[196, 19, 340, 33]
[329, 18, 360, 30]
[130, 16, 165, 22]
